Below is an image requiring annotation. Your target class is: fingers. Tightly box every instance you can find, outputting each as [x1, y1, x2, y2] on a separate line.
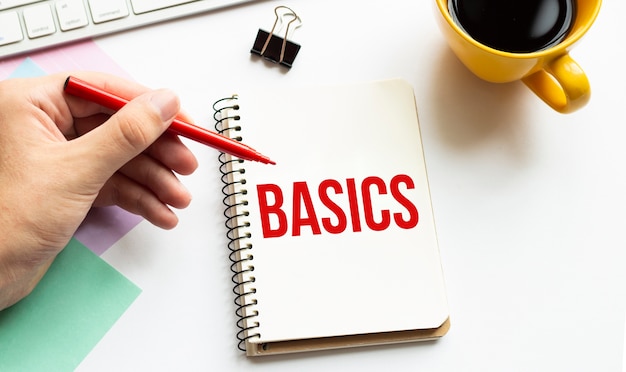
[66, 72, 199, 177]
[70, 88, 181, 186]
[146, 132, 199, 176]
[93, 173, 180, 230]
[73, 114, 199, 177]
[91, 153, 192, 229]
[119, 153, 192, 209]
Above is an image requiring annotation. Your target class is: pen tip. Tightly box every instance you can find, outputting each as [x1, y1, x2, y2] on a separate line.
[257, 152, 276, 165]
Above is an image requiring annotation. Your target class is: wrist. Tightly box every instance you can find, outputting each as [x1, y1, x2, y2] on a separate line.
[0, 218, 55, 310]
[0, 248, 54, 310]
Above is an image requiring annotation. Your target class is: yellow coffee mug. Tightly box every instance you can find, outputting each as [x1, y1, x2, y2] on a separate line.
[434, 0, 602, 113]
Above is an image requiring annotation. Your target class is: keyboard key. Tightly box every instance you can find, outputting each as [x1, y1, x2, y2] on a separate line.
[130, 0, 197, 14]
[87, 0, 129, 24]
[23, 3, 56, 38]
[0, 0, 43, 11]
[0, 11, 23, 46]
[55, 0, 88, 31]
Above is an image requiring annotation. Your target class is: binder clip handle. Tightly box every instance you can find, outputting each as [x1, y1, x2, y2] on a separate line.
[251, 6, 302, 69]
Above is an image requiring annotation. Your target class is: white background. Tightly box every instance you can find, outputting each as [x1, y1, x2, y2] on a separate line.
[76, 0, 626, 370]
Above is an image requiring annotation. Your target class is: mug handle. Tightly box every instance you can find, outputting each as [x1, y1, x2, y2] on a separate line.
[522, 54, 590, 114]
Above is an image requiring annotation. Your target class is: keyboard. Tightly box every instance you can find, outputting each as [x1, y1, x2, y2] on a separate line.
[0, 0, 258, 60]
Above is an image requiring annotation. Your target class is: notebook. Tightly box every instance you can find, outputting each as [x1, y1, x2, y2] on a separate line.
[214, 79, 450, 356]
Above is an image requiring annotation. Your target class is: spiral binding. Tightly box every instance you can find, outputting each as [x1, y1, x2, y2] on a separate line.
[213, 96, 261, 351]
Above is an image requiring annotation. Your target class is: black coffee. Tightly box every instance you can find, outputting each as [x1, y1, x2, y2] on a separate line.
[448, 0, 576, 53]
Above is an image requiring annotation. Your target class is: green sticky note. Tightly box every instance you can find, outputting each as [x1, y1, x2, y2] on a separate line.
[0, 238, 141, 371]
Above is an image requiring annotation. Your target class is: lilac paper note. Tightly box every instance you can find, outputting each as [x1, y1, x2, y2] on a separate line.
[74, 206, 143, 256]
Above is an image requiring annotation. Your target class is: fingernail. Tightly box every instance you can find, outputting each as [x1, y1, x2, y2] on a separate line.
[179, 181, 191, 198]
[149, 89, 180, 121]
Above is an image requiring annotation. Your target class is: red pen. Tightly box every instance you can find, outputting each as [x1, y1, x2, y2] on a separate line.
[63, 76, 275, 165]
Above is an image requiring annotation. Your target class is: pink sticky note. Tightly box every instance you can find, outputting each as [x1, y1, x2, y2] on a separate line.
[0, 40, 131, 80]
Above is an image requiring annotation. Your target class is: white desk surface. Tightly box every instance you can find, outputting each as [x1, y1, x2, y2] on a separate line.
[76, 0, 626, 370]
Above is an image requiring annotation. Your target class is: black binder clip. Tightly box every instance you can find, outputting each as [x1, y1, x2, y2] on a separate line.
[250, 6, 302, 69]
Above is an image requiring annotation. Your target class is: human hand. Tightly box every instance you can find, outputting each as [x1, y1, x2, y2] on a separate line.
[0, 72, 198, 309]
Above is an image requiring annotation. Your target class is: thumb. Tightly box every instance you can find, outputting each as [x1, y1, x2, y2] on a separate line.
[74, 89, 180, 181]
